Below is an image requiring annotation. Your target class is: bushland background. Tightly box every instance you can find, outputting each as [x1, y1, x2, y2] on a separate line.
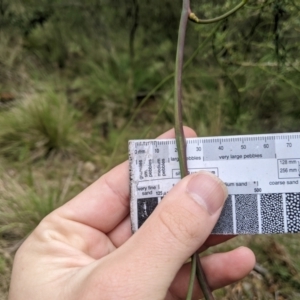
[0, 0, 300, 298]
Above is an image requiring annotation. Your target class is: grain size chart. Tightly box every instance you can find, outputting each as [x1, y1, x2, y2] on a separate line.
[129, 133, 300, 234]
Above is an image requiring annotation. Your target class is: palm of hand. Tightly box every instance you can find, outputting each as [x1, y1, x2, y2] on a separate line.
[9, 128, 255, 300]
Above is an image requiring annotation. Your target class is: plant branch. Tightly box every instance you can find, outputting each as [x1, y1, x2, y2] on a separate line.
[189, 0, 248, 24]
[175, 1, 248, 299]
[174, 0, 189, 178]
[174, 0, 214, 299]
[195, 254, 214, 300]
[186, 254, 196, 300]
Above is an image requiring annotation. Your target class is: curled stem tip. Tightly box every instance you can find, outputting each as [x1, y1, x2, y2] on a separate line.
[189, 0, 248, 24]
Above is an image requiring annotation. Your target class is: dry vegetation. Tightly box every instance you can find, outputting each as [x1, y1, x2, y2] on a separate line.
[1, 0, 300, 298]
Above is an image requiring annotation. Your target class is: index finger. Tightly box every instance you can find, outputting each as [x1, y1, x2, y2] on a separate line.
[58, 127, 197, 233]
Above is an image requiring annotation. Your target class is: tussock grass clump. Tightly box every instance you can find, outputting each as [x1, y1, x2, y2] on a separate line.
[75, 50, 165, 119]
[79, 58, 134, 116]
[0, 91, 80, 161]
[0, 171, 73, 238]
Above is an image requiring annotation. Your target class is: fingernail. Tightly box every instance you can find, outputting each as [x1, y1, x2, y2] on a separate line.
[186, 172, 228, 215]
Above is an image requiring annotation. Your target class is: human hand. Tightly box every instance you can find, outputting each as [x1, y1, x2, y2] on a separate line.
[9, 127, 255, 300]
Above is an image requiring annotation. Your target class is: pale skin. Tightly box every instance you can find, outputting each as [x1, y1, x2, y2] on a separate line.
[9, 127, 255, 300]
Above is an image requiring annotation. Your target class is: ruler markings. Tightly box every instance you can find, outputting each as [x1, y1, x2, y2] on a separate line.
[129, 132, 300, 234]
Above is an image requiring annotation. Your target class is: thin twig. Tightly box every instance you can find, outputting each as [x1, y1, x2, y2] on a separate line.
[189, 0, 248, 24]
[186, 254, 196, 300]
[174, 0, 189, 179]
[196, 254, 214, 300]
[174, 1, 214, 299]
[174, 1, 248, 299]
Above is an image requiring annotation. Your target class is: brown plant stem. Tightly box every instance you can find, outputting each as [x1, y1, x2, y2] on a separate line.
[174, 0, 189, 179]
[174, 1, 214, 299]
[186, 253, 197, 300]
[174, 1, 248, 299]
[195, 254, 214, 300]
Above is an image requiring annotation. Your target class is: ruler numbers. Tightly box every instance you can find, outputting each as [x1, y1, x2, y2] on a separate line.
[201, 136, 276, 161]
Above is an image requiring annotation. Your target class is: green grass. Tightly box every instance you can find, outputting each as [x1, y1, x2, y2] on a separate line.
[0, 253, 10, 300]
[0, 90, 81, 161]
[0, 167, 76, 238]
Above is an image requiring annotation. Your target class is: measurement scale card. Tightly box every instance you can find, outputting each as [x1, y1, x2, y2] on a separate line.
[129, 133, 300, 234]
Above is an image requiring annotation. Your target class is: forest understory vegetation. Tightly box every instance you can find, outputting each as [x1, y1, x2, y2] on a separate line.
[1, 0, 300, 298]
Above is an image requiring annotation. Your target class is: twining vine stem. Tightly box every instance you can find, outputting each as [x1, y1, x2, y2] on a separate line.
[174, 1, 248, 299]
[174, 1, 214, 299]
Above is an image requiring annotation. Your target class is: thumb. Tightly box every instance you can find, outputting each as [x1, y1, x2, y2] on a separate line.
[122, 171, 228, 292]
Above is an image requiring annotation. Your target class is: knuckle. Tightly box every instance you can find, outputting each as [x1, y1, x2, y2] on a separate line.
[158, 205, 201, 247]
